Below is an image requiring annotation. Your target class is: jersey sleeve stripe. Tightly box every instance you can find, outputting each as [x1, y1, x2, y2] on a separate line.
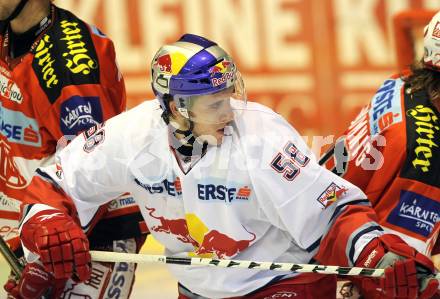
[35, 168, 60, 188]
[329, 199, 371, 223]
[347, 223, 384, 265]
[306, 237, 322, 253]
[305, 199, 371, 253]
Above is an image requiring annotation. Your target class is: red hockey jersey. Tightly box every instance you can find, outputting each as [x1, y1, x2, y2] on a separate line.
[320, 76, 440, 256]
[0, 4, 145, 251]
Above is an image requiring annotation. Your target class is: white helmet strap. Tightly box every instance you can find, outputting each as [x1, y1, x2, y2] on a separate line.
[177, 107, 190, 119]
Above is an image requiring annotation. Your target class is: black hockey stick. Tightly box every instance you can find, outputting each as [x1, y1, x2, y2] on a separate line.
[0, 235, 23, 278]
[0, 235, 54, 299]
[89, 250, 440, 279]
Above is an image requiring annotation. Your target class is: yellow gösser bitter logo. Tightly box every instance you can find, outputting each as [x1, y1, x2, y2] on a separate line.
[34, 35, 58, 89]
[407, 104, 439, 172]
[60, 20, 97, 75]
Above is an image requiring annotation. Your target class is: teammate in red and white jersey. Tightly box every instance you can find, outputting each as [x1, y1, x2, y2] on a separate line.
[20, 34, 438, 299]
[320, 11, 440, 299]
[0, 0, 147, 298]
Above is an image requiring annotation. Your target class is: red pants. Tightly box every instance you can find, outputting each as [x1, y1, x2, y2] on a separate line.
[349, 277, 440, 299]
[178, 274, 337, 299]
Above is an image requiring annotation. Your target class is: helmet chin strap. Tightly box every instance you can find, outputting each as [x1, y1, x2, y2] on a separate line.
[5, 0, 28, 23]
[170, 119, 207, 158]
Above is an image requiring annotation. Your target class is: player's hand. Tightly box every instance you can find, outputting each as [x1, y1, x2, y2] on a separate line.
[3, 263, 66, 299]
[356, 234, 438, 299]
[21, 209, 91, 281]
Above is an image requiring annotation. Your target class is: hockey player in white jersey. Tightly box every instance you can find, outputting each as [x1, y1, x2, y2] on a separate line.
[17, 34, 438, 299]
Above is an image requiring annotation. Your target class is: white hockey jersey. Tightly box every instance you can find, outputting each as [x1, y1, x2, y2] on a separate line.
[22, 100, 384, 298]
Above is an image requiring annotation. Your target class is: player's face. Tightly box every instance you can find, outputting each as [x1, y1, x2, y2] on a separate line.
[0, 0, 22, 20]
[192, 120, 229, 145]
[190, 89, 234, 145]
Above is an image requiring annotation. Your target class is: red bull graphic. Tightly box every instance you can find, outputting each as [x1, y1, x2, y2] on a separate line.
[316, 182, 348, 208]
[186, 213, 256, 258]
[153, 52, 188, 75]
[209, 61, 231, 76]
[210, 60, 233, 87]
[212, 72, 233, 87]
[154, 54, 172, 73]
[194, 226, 256, 258]
[146, 207, 198, 246]
[145, 207, 257, 259]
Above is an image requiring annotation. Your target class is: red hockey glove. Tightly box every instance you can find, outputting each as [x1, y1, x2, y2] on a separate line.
[21, 210, 91, 281]
[356, 234, 438, 299]
[4, 263, 66, 299]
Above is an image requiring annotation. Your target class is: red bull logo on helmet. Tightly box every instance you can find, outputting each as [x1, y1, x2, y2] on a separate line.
[209, 60, 234, 87]
[153, 51, 188, 75]
[209, 60, 231, 76]
[154, 54, 172, 73]
[211, 71, 234, 87]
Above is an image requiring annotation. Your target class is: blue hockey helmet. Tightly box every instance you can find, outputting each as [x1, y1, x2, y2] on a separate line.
[151, 34, 246, 124]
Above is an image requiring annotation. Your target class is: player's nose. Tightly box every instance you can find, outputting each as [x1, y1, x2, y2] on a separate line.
[218, 103, 234, 123]
[219, 110, 233, 124]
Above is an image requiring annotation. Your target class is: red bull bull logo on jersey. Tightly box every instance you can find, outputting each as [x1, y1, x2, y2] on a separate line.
[194, 227, 256, 258]
[187, 214, 256, 258]
[146, 207, 198, 246]
[144, 208, 257, 259]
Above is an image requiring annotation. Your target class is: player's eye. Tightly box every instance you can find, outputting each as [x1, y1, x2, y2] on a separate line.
[208, 100, 223, 109]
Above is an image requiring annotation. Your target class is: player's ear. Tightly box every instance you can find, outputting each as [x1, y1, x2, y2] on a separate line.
[168, 101, 183, 121]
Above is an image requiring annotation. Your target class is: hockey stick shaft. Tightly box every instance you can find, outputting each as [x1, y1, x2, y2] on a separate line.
[91, 250, 440, 279]
[0, 236, 23, 278]
[0, 237, 52, 299]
